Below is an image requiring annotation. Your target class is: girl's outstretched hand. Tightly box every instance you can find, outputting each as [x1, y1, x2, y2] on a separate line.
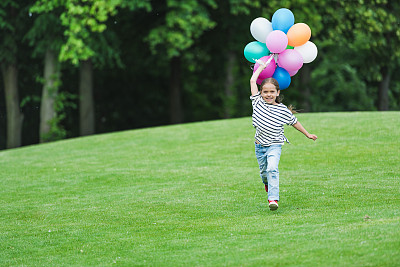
[307, 134, 318, 141]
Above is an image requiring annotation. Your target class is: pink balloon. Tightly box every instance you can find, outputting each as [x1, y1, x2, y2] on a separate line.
[253, 55, 276, 79]
[278, 49, 303, 71]
[256, 77, 264, 85]
[266, 30, 288, 53]
[288, 69, 299, 76]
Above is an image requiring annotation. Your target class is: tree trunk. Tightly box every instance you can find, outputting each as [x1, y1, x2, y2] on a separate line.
[378, 66, 391, 111]
[300, 64, 311, 112]
[79, 59, 95, 136]
[169, 56, 183, 124]
[224, 51, 236, 119]
[1, 63, 23, 149]
[39, 49, 60, 143]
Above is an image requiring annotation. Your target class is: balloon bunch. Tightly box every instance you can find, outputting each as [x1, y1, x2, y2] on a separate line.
[244, 8, 318, 89]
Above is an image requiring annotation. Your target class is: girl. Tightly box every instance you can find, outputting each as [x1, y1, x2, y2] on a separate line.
[250, 59, 317, 211]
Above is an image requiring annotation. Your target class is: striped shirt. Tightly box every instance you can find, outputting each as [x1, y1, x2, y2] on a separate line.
[250, 92, 297, 146]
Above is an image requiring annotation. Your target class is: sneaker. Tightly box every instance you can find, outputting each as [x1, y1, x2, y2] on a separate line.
[268, 200, 278, 211]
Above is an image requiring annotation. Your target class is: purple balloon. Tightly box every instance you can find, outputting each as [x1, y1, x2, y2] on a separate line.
[266, 30, 288, 54]
[253, 55, 276, 79]
[278, 49, 303, 71]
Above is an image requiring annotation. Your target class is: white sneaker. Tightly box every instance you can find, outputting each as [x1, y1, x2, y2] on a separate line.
[269, 200, 278, 211]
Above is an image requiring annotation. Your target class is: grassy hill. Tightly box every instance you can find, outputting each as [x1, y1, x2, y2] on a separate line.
[1, 112, 399, 266]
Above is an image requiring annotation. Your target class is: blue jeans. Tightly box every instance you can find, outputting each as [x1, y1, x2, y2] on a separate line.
[255, 143, 282, 201]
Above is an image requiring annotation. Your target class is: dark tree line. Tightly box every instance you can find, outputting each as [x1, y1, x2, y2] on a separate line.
[1, 0, 399, 150]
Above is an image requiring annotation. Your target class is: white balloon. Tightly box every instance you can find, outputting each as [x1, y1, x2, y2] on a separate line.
[250, 17, 273, 43]
[294, 41, 318, 63]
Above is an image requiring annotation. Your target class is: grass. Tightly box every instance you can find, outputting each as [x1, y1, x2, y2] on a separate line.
[1, 111, 399, 266]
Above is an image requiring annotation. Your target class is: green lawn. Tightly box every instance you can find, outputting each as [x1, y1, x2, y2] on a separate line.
[1, 112, 399, 266]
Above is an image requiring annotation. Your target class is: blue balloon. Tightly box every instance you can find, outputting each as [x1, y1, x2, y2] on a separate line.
[244, 41, 270, 63]
[272, 67, 291, 90]
[271, 8, 295, 34]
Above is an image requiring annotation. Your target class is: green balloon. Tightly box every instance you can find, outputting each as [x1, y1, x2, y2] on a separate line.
[286, 45, 294, 49]
[244, 41, 270, 63]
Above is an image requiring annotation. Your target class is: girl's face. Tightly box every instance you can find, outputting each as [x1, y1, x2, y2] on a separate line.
[261, 83, 279, 105]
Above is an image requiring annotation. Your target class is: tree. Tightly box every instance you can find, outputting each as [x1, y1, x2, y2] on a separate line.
[31, 0, 151, 136]
[320, 0, 400, 111]
[211, 1, 262, 118]
[26, 8, 65, 142]
[146, 0, 216, 124]
[356, 1, 399, 110]
[0, 1, 32, 148]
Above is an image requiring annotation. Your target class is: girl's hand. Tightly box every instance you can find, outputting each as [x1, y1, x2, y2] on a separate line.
[307, 134, 318, 141]
[255, 59, 267, 69]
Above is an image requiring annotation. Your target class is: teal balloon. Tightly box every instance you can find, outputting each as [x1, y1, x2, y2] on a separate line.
[272, 67, 291, 90]
[272, 8, 295, 34]
[244, 41, 270, 63]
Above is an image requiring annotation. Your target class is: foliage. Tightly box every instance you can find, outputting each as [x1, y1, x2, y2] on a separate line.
[30, 0, 151, 64]
[0, 112, 399, 265]
[0, 1, 35, 64]
[25, 11, 64, 57]
[311, 55, 374, 111]
[27, 0, 152, 143]
[328, 0, 400, 79]
[39, 90, 77, 142]
[146, 0, 217, 58]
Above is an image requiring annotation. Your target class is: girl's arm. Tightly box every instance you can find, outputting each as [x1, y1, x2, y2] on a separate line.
[250, 60, 267, 96]
[293, 121, 318, 141]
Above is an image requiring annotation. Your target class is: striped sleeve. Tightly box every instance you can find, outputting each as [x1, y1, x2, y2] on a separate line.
[287, 109, 297, 125]
[277, 104, 297, 125]
[250, 92, 261, 107]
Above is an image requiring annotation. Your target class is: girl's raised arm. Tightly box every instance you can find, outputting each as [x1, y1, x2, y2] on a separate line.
[250, 58, 272, 96]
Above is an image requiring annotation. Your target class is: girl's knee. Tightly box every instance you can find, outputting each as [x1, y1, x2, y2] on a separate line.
[266, 167, 279, 174]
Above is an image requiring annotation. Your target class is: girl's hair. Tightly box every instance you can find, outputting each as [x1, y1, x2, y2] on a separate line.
[259, 78, 297, 114]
